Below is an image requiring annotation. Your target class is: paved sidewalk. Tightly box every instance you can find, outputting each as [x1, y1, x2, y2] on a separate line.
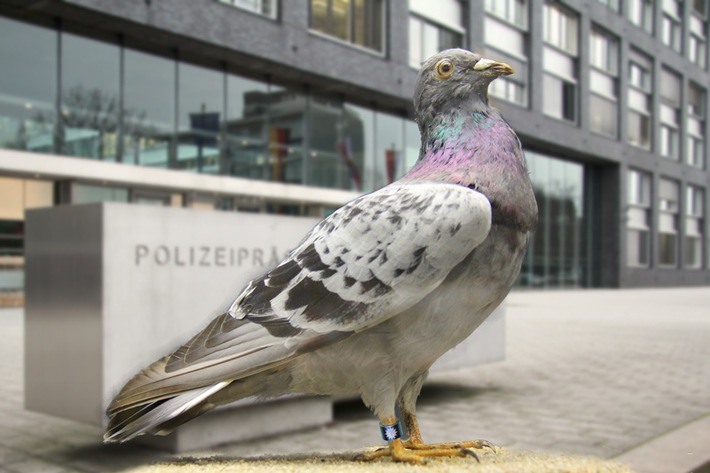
[1, 288, 709, 472]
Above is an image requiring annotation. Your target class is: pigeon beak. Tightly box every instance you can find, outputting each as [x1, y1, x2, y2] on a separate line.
[473, 58, 515, 76]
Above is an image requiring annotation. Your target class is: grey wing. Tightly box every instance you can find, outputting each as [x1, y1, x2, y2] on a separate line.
[232, 181, 493, 333]
[107, 182, 491, 412]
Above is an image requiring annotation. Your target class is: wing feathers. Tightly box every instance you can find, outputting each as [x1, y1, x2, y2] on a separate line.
[106, 182, 491, 436]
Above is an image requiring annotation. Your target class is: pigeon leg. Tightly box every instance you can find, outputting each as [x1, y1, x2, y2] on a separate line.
[358, 415, 488, 464]
[401, 407, 423, 447]
[398, 404, 494, 459]
[357, 416, 427, 464]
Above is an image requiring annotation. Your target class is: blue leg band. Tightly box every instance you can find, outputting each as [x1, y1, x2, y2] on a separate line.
[380, 420, 404, 441]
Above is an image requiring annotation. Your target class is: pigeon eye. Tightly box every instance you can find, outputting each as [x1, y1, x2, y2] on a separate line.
[435, 60, 454, 79]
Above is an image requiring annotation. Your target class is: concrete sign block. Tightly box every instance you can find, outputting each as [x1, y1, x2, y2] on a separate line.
[24, 202, 504, 451]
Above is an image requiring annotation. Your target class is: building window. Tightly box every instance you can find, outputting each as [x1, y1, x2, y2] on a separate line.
[662, 0, 684, 52]
[688, 83, 706, 168]
[689, 1, 708, 68]
[409, 15, 463, 68]
[520, 151, 586, 288]
[123, 49, 176, 168]
[485, 0, 527, 28]
[310, 0, 384, 52]
[0, 16, 56, 154]
[685, 185, 705, 269]
[217, 0, 276, 18]
[627, 49, 652, 149]
[629, 0, 654, 33]
[627, 169, 652, 267]
[659, 68, 681, 161]
[177, 62, 223, 174]
[543, 3, 578, 122]
[589, 28, 619, 138]
[543, 3, 578, 54]
[485, 0, 528, 106]
[659, 178, 680, 267]
[596, 0, 620, 12]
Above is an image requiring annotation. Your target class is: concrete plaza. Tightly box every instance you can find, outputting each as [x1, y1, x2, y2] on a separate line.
[1, 287, 708, 472]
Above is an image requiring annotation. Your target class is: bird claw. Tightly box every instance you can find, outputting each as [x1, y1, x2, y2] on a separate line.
[460, 448, 481, 462]
[357, 439, 495, 464]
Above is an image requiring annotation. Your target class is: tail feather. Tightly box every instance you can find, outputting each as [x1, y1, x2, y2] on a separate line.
[104, 381, 230, 443]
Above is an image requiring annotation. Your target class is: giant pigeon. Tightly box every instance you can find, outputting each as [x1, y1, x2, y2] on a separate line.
[104, 48, 538, 464]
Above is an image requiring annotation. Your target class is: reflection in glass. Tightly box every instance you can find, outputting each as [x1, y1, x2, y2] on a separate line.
[178, 62, 223, 174]
[375, 113, 404, 190]
[627, 169, 652, 267]
[308, 93, 352, 189]
[309, 0, 384, 52]
[123, 49, 175, 168]
[268, 86, 307, 184]
[520, 151, 586, 288]
[72, 183, 129, 203]
[403, 120, 420, 177]
[225, 74, 269, 180]
[344, 104, 374, 191]
[0, 17, 56, 153]
[61, 33, 120, 161]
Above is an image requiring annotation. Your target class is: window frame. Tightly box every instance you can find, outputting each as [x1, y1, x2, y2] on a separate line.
[408, 13, 464, 69]
[216, 0, 278, 19]
[309, 0, 386, 54]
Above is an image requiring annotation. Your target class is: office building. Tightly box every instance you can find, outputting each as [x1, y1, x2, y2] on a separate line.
[1, 0, 709, 302]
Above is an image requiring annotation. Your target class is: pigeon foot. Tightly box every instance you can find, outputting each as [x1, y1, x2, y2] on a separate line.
[357, 438, 493, 464]
[403, 438, 495, 452]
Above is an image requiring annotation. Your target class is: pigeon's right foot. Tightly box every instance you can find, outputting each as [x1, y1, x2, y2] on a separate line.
[357, 439, 485, 465]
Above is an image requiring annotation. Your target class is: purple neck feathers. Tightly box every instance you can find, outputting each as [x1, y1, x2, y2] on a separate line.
[403, 110, 537, 231]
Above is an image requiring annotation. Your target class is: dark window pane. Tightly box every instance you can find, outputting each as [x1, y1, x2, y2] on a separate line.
[375, 112, 403, 189]
[590, 94, 617, 138]
[177, 63, 223, 174]
[343, 103, 373, 191]
[308, 94, 353, 189]
[659, 232, 677, 266]
[310, 0, 383, 51]
[0, 17, 56, 153]
[519, 151, 586, 288]
[268, 86, 307, 184]
[225, 74, 269, 180]
[332, 0, 351, 41]
[311, 0, 329, 33]
[61, 33, 120, 161]
[72, 183, 129, 203]
[123, 49, 175, 168]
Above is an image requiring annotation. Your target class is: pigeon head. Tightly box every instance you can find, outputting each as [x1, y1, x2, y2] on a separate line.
[413, 49, 513, 129]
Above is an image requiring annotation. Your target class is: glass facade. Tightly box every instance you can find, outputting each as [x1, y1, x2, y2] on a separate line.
[627, 169, 652, 267]
[627, 48, 653, 150]
[61, 33, 120, 161]
[0, 15, 420, 194]
[408, 15, 463, 68]
[543, 3, 579, 122]
[685, 185, 705, 269]
[0, 4, 709, 291]
[310, 0, 384, 52]
[659, 68, 682, 161]
[123, 48, 175, 168]
[658, 178, 680, 267]
[589, 27, 619, 138]
[0, 17, 56, 153]
[485, 0, 529, 107]
[687, 83, 706, 169]
[519, 151, 587, 288]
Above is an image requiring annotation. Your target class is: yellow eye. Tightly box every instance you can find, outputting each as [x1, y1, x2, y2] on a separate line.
[435, 60, 454, 78]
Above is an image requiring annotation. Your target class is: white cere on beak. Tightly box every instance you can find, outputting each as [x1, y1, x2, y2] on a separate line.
[473, 58, 497, 71]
